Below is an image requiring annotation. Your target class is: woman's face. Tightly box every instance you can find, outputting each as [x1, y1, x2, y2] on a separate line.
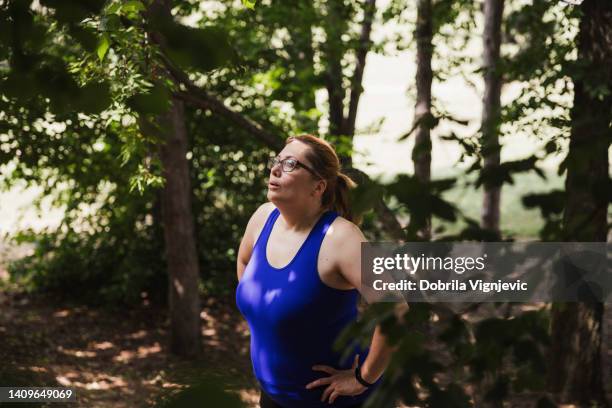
[266, 141, 326, 205]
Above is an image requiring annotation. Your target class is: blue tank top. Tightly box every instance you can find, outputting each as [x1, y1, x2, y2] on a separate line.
[236, 207, 381, 407]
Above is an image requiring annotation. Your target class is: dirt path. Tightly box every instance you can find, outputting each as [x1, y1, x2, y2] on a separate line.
[0, 286, 610, 407]
[0, 290, 260, 408]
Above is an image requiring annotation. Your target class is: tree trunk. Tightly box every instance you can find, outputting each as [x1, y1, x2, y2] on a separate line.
[478, 0, 505, 386]
[323, 0, 346, 141]
[411, 0, 433, 240]
[550, 303, 607, 405]
[480, 0, 504, 238]
[549, 0, 611, 405]
[323, 0, 376, 168]
[345, 0, 376, 138]
[158, 97, 202, 358]
[144, 0, 202, 358]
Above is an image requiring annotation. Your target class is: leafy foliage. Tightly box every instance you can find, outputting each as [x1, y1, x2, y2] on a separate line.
[334, 303, 551, 407]
[1, 0, 608, 405]
[1, 0, 268, 304]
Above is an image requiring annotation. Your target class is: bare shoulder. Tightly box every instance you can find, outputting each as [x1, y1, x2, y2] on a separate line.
[318, 215, 367, 290]
[325, 215, 367, 255]
[253, 201, 276, 222]
[249, 202, 276, 241]
[329, 216, 366, 242]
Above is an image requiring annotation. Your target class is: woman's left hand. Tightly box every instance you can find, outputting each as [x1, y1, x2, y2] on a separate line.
[305, 355, 367, 404]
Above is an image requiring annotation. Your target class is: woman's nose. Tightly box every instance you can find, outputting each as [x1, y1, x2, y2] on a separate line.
[270, 164, 282, 176]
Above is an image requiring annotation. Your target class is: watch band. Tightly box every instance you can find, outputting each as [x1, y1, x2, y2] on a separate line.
[354, 364, 375, 388]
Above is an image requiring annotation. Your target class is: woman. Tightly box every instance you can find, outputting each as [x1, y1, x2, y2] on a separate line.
[236, 135, 394, 408]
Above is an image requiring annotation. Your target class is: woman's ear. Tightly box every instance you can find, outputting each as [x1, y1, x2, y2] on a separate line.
[312, 179, 327, 196]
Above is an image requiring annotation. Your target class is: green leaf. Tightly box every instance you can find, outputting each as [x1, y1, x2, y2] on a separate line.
[242, 0, 256, 10]
[348, 178, 384, 220]
[40, 0, 106, 24]
[522, 190, 564, 217]
[106, 1, 121, 14]
[513, 366, 545, 392]
[156, 378, 245, 408]
[68, 25, 98, 52]
[127, 84, 171, 115]
[77, 82, 112, 114]
[160, 23, 236, 72]
[122, 0, 145, 13]
[97, 34, 110, 61]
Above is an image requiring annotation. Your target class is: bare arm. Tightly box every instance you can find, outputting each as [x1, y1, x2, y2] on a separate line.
[236, 240, 250, 281]
[236, 223, 252, 281]
[359, 325, 396, 383]
[236, 202, 274, 281]
[334, 221, 401, 383]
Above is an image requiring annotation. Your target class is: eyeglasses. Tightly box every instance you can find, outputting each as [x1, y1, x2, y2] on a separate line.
[268, 156, 322, 179]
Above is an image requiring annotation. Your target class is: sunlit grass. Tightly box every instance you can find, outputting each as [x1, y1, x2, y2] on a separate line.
[434, 169, 565, 239]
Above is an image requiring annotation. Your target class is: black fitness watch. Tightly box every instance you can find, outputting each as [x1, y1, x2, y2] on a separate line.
[354, 364, 375, 388]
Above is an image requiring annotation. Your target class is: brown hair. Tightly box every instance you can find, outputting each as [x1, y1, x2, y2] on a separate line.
[285, 134, 357, 222]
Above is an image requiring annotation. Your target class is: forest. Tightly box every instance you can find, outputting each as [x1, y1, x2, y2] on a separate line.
[0, 0, 610, 407]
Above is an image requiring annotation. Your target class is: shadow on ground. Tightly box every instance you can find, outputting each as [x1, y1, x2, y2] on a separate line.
[0, 290, 259, 408]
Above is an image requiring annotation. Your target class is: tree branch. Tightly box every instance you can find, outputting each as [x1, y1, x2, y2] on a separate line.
[160, 57, 284, 151]
[346, 0, 377, 136]
[177, 90, 283, 152]
[161, 52, 404, 240]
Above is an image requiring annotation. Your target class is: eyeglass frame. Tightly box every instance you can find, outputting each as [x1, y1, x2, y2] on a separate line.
[268, 155, 323, 180]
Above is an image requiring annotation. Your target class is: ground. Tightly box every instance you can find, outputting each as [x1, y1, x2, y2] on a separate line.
[0, 277, 610, 407]
[0, 289, 260, 408]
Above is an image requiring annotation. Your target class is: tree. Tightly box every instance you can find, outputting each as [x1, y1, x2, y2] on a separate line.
[177, 0, 409, 238]
[0, 0, 240, 357]
[142, 0, 203, 358]
[549, 0, 611, 405]
[321, 0, 377, 167]
[480, 0, 504, 239]
[411, 0, 434, 240]
[155, 96, 201, 357]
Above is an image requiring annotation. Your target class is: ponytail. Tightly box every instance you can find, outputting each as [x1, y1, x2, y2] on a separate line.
[332, 172, 357, 223]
